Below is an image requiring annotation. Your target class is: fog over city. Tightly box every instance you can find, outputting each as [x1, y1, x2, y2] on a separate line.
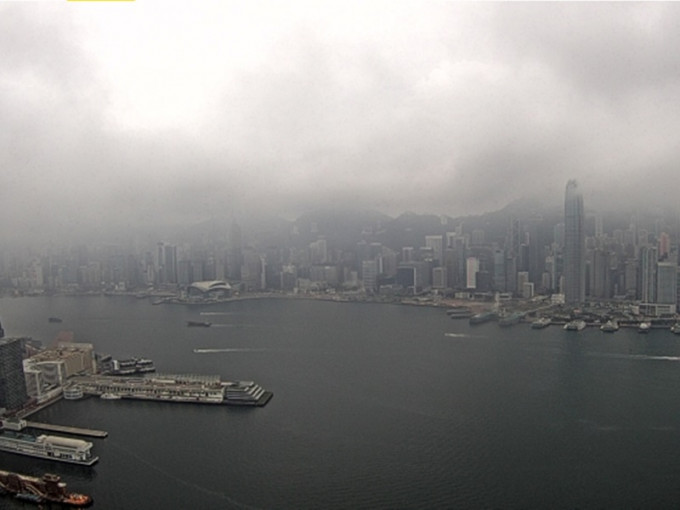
[2, 1, 680, 245]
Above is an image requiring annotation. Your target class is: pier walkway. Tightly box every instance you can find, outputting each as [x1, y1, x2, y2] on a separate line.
[25, 421, 108, 438]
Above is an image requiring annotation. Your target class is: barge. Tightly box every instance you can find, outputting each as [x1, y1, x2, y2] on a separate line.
[0, 469, 91, 507]
[0, 431, 98, 466]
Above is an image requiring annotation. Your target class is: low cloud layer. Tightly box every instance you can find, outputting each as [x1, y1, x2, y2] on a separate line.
[2, 2, 680, 244]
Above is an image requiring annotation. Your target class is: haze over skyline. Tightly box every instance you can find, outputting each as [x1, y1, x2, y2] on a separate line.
[2, 1, 680, 245]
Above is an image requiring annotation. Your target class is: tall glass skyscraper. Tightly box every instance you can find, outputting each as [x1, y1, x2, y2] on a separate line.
[564, 180, 585, 305]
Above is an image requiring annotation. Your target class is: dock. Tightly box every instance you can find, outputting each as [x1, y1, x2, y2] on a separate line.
[24, 421, 108, 438]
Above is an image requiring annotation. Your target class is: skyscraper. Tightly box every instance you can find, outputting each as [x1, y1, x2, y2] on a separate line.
[564, 180, 585, 305]
[0, 337, 28, 412]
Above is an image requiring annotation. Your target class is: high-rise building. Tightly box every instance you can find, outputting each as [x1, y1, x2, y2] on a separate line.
[640, 245, 658, 303]
[563, 180, 585, 304]
[0, 337, 28, 412]
[656, 262, 677, 306]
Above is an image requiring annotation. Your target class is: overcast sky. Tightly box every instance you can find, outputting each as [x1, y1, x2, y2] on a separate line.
[2, 1, 680, 243]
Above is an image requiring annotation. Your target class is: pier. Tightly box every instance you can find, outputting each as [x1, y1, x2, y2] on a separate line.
[25, 421, 108, 438]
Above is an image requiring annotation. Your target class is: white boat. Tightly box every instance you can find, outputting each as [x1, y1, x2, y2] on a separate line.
[531, 317, 551, 329]
[671, 323, 680, 335]
[600, 320, 619, 333]
[638, 321, 652, 333]
[100, 393, 122, 400]
[564, 320, 586, 331]
[0, 432, 98, 466]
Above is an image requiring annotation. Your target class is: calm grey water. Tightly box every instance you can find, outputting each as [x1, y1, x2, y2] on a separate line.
[2, 296, 680, 509]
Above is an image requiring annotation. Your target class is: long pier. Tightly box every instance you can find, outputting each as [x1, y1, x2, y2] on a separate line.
[25, 421, 108, 438]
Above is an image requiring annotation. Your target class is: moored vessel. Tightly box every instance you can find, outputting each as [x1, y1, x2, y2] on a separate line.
[638, 321, 652, 333]
[446, 306, 473, 319]
[498, 312, 523, 327]
[100, 393, 122, 400]
[0, 431, 98, 466]
[531, 317, 551, 329]
[600, 320, 619, 332]
[564, 320, 586, 331]
[0, 470, 92, 507]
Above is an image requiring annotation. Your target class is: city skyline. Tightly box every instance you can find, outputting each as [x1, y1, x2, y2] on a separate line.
[3, 3, 680, 245]
[0, 177, 678, 317]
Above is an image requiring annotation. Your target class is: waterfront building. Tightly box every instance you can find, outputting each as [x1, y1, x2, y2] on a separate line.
[563, 180, 585, 305]
[656, 262, 678, 308]
[0, 338, 28, 413]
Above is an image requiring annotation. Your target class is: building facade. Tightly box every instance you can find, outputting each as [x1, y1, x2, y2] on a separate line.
[0, 338, 28, 412]
[563, 180, 585, 305]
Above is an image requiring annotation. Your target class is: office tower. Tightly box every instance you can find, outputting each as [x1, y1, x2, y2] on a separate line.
[659, 232, 671, 260]
[656, 262, 677, 306]
[493, 249, 506, 291]
[362, 260, 378, 292]
[564, 180, 585, 305]
[0, 337, 28, 412]
[425, 235, 443, 266]
[590, 248, 611, 299]
[640, 245, 658, 303]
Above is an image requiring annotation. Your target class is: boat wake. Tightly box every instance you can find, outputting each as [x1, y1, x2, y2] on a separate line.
[444, 333, 482, 339]
[193, 348, 270, 354]
[588, 352, 680, 362]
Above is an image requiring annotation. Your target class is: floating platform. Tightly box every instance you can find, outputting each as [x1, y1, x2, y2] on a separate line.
[24, 422, 108, 438]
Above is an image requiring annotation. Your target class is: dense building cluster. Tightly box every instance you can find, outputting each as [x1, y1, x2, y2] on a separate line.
[0, 181, 677, 315]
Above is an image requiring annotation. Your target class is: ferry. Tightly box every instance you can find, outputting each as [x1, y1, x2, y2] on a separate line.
[600, 320, 619, 332]
[564, 320, 587, 331]
[531, 317, 551, 329]
[0, 431, 98, 466]
[100, 393, 122, 400]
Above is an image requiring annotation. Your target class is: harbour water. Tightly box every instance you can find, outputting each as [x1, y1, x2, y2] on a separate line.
[2, 296, 680, 508]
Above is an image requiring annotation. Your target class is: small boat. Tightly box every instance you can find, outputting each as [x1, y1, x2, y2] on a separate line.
[600, 320, 619, 333]
[564, 320, 586, 331]
[48, 317, 63, 323]
[187, 321, 212, 327]
[670, 323, 680, 335]
[100, 393, 122, 400]
[638, 321, 652, 333]
[531, 317, 551, 329]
